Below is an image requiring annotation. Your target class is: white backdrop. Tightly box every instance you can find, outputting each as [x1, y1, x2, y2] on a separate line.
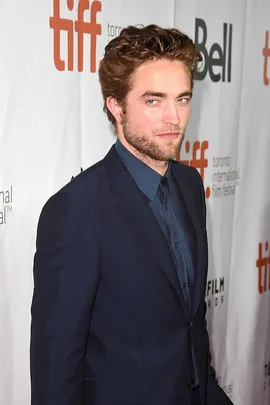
[0, 1, 269, 404]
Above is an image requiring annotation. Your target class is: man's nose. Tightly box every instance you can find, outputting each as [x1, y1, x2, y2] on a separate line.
[162, 103, 180, 126]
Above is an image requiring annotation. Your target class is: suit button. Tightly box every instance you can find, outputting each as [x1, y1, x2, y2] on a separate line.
[187, 378, 195, 388]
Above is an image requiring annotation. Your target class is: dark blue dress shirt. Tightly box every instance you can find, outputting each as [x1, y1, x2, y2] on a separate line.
[115, 140, 196, 309]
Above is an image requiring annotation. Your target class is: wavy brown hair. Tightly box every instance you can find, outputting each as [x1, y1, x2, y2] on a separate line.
[99, 24, 201, 126]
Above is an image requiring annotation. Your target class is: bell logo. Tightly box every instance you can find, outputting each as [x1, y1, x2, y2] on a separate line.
[195, 18, 233, 83]
[177, 140, 211, 198]
[256, 241, 270, 294]
[263, 31, 270, 86]
[49, 0, 102, 72]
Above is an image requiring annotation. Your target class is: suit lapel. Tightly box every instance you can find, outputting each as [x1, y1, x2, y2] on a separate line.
[172, 163, 206, 318]
[104, 147, 190, 319]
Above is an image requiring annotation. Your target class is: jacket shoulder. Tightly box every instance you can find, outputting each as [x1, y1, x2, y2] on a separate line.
[42, 158, 107, 216]
[172, 160, 204, 188]
[62, 159, 105, 193]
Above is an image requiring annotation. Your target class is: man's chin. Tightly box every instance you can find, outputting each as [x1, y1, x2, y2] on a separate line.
[157, 137, 183, 149]
[152, 150, 180, 162]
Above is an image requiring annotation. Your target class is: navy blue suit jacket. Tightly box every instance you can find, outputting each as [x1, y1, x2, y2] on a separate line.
[30, 146, 233, 405]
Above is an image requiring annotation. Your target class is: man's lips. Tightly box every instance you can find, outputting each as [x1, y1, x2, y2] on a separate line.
[157, 132, 179, 139]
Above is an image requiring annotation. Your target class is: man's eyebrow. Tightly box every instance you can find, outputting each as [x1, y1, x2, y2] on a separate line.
[140, 91, 193, 99]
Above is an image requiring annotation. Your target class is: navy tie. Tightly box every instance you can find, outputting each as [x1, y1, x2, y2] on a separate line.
[158, 178, 195, 309]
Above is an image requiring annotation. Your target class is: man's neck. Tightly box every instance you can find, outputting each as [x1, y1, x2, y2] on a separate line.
[118, 138, 168, 176]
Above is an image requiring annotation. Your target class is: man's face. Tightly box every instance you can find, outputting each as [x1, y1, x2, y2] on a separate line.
[118, 58, 192, 162]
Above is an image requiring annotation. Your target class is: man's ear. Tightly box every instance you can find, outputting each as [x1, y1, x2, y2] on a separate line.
[106, 97, 124, 124]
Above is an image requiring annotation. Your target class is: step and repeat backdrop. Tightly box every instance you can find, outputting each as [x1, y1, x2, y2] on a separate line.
[0, 0, 269, 404]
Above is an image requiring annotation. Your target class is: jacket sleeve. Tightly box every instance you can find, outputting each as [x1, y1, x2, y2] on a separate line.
[30, 191, 101, 405]
[203, 301, 234, 405]
[195, 168, 234, 405]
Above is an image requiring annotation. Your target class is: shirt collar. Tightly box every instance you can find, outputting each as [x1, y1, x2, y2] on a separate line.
[115, 139, 171, 201]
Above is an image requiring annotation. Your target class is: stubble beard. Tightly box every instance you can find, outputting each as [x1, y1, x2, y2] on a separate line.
[122, 116, 186, 163]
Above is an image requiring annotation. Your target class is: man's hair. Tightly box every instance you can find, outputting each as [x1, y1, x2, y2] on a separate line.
[98, 24, 201, 126]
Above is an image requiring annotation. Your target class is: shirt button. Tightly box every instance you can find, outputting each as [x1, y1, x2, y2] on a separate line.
[183, 282, 186, 288]
[165, 203, 169, 209]
[174, 241, 179, 248]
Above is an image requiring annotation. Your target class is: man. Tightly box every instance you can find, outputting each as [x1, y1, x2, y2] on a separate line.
[30, 25, 233, 405]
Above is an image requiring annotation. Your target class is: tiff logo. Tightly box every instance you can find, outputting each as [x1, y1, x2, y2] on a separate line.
[176, 141, 211, 198]
[256, 241, 270, 294]
[49, 0, 102, 72]
[263, 31, 270, 86]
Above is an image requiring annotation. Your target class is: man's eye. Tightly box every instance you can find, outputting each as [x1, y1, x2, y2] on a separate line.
[146, 99, 158, 105]
[178, 97, 190, 104]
